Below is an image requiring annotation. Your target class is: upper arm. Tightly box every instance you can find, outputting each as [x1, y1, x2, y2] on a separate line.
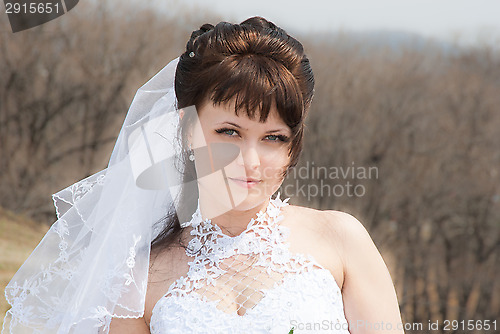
[108, 316, 150, 333]
[327, 211, 404, 334]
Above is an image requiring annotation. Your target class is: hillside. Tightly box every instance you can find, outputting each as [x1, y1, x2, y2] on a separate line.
[0, 207, 49, 329]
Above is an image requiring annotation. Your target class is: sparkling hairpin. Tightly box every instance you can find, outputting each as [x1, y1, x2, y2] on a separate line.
[189, 51, 195, 58]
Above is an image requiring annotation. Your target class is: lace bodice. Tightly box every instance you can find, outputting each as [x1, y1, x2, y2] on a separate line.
[150, 195, 349, 333]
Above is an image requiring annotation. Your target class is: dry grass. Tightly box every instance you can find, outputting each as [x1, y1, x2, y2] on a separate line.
[0, 207, 49, 329]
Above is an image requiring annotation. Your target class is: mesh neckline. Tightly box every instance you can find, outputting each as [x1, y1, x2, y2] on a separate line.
[150, 191, 350, 332]
[185, 193, 290, 257]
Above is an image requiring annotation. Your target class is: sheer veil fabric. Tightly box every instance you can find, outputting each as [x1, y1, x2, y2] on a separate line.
[2, 58, 191, 333]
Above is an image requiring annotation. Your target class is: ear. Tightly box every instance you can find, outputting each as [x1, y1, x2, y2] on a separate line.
[179, 109, 192, 146]
[180, 106, 200, 149]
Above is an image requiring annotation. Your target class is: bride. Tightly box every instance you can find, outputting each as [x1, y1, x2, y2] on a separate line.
[3, 17, 404, 333]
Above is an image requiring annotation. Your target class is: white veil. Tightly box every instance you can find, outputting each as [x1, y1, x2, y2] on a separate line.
[3, 57, 188, 333]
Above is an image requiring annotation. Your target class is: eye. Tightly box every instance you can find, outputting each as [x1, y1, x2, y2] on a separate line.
[215, 128, 238, 136]
[265, 134, 289, 142]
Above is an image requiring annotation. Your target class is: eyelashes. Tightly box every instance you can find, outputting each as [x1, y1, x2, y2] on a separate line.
[215, 128, 237, 136]
[266, 134, 290, 142]
[215, 128, 290, 143]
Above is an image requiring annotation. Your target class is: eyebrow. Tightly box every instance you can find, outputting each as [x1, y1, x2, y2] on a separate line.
[217, 122, 290, 134]
[266, 129, 290, 134]
[218, 122, 245, 129]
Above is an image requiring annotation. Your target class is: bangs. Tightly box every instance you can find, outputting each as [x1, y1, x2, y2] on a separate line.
[207, 55, 304, 131]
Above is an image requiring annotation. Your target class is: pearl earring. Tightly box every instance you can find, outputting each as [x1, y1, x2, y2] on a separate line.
[188, 146, 195, 161]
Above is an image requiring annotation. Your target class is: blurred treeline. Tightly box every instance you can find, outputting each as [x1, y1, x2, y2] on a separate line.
[297, 37, 500, 332]
[1, 2, 499, 333]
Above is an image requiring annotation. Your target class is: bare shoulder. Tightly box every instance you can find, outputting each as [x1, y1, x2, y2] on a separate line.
[322, 209, 373, 246]
[321, 209, 384, 267]
[315, 210, 404, 332]
[319, 208, 382, 269]
[282, 204, 366, 249]
[281, 204, 379, 292]
[108, 316, 150, 333]
[280, 204, 363, 290]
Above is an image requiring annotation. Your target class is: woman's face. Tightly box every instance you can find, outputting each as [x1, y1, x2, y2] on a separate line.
[189, 99, 291, 216]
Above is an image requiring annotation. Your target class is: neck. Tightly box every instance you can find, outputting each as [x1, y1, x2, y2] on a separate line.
[198, 196, 271, 237]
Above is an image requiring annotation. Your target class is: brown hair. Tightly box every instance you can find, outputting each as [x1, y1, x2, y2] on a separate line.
[176, 16, 314, 171]
[151, 16, 314, 252]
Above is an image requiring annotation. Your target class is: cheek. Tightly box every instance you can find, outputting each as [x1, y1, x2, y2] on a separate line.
[260, 152, 289, 180]
[191, 127, 212, 147]
[189, 114, 217, 148]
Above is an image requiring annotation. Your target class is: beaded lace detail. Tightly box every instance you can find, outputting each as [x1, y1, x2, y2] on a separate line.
[150, 194, 349, 333]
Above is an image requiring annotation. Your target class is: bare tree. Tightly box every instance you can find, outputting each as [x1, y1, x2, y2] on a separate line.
[0, 1, 194, 219]
[283, 40, 500, 333]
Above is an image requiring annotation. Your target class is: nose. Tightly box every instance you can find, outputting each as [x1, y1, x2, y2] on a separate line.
[236, 144, 260, 170]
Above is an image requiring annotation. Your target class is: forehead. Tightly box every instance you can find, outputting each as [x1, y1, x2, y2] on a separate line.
[198, 99, 288, 127]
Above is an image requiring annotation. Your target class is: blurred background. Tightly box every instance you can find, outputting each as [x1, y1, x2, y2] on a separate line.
[1, 0, 499, 332]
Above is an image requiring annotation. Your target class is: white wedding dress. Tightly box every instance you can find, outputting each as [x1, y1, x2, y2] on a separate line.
[150, 195, 350, 333]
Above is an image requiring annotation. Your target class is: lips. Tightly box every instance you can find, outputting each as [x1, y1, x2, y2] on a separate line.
[228, 177, 262, 188]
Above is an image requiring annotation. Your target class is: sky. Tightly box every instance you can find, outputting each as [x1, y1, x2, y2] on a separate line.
[174, 0, 500, 46]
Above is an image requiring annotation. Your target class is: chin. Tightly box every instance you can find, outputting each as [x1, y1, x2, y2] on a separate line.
[229, 184, 282, 212]
[231, 193, 268, 211]
[198, 176, 281, 214]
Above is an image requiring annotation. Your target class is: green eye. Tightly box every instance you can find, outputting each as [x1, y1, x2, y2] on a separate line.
[266, 134, 289, 142]
[267, 135, 279, 141]
[216, 128, 237, 136]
